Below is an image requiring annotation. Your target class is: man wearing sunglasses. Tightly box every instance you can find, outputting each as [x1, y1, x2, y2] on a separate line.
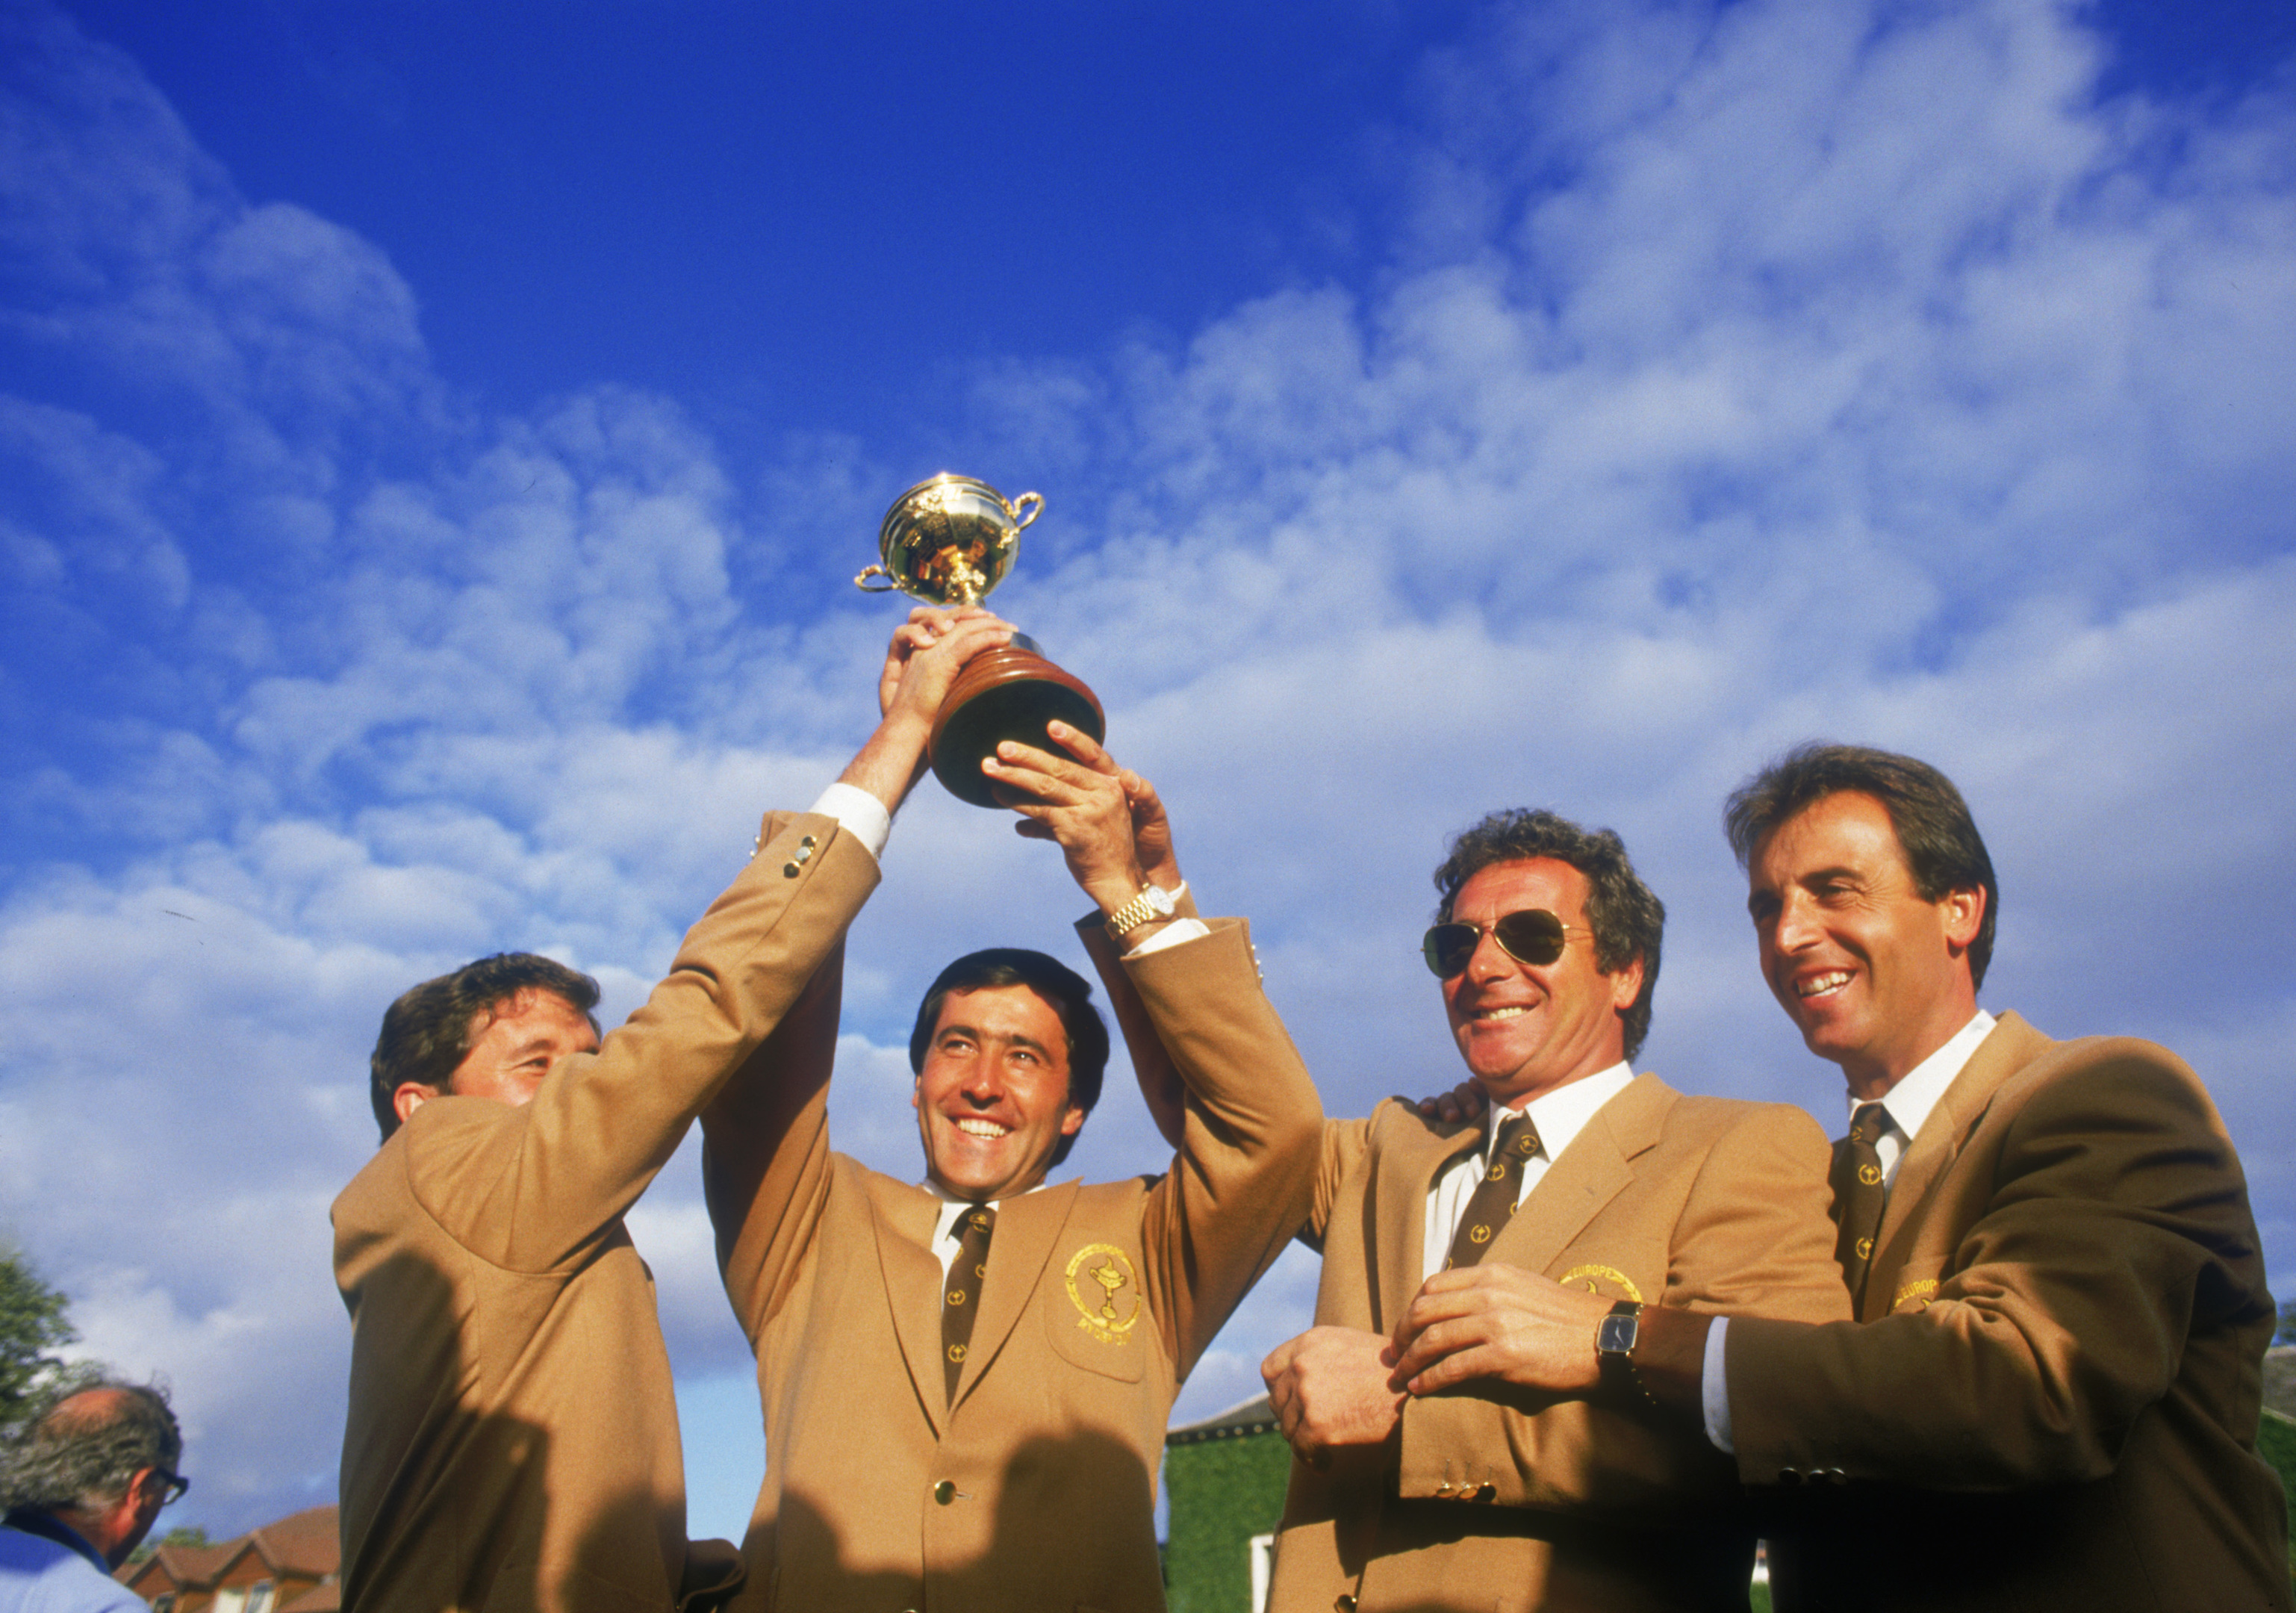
[0, 1382, 184, 1612]
[1204, 807, 1848, 1611]
[1387, 748, 2287, 1612]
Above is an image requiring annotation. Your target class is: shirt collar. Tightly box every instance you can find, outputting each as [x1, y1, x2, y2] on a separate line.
[1493, 1060, 1635, 1163]
[923, 1177, 1054, 1243]
[3, 1508, 111, 1576]
[1850, 1010, 1996, 1144]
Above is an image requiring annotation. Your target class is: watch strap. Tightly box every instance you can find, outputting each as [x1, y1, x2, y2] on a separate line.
[1104, 883, 1176, 938]
[1596, 1299, 1660, 1409]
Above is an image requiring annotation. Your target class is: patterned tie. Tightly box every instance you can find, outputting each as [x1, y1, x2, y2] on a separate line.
[1443, 1112, 1540, 1271]
[1829, 1102, 1893, 1308]
[942, 1203, 995, 1403]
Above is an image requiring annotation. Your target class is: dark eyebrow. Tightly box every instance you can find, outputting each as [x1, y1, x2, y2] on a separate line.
[1801, 864, 1863, 886]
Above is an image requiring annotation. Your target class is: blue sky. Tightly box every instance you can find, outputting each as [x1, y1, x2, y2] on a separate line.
[3, 0, 2292, 1542]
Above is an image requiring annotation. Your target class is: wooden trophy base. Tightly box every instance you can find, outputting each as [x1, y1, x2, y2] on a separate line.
[928, 642, 1106, 808]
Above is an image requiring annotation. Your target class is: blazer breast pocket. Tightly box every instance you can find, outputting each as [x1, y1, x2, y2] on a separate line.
[1043, 1238, 1148, 1383]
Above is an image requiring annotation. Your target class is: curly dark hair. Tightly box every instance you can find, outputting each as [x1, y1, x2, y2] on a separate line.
[369, 952, 602, 1142]
[0, 1381, 181, 1513]
[1723, 742, 1998, 989]
[909, 948, 1110, 1170]
[1431, 809, 1664, 1061]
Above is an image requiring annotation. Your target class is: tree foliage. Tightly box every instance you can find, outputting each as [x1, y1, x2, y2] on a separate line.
[1, 1243, 81, 1436]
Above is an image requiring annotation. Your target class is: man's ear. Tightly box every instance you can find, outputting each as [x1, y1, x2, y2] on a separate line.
[131, 1467, 167, 1518]
[1941, 886, 1985, 952]
[394, 1082, 441, 1125]
[1607, 954, 1646, 1015]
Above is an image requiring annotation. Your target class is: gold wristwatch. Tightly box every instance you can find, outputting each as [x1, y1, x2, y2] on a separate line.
[1104, 883, 1177, 939]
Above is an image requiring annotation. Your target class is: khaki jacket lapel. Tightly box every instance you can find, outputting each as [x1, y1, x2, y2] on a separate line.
[1867, 1012, 2049, 1318]
[865, 1174, 949, 1435]
[1496, 1073, 1665, 1277]
[1375, 1117, 1484, 1332]
[956, 1178, 1077, 1408]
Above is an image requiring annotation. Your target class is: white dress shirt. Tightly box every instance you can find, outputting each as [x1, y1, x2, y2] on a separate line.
[1422, 1063, 1636, 1283]
[1701, 1010, 1997, 1452]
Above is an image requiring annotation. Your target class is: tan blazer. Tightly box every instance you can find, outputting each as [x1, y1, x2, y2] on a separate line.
[701, 919, 1323, 1613]
[1729, 1012, 2292, 1613]
[332, 810, 876, 1613]
[1270, 1078, 1850, 1613]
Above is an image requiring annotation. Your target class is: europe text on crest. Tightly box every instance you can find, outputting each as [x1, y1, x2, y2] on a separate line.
[1557, 1264, 1644, 1304]
[1064, 1243, 1143, 1344]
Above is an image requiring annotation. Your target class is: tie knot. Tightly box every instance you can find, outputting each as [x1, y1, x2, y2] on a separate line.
[1847, 1103, 1892, 1149]
[1493, 1111, 1540, 1165]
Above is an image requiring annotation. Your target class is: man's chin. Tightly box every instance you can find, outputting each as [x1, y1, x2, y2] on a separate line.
[927, 1150, 1046, 1203]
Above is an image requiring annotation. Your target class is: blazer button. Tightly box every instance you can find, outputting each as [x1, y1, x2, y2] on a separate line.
[1335, 1597, 1358, 1612]
[933, 1479, 956, 1505]
[1472, 1482, 1496, 1502]
[783, 861, 803, 878]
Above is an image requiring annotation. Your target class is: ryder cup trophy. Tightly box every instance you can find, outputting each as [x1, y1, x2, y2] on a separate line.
[856, 473, 1106, 807]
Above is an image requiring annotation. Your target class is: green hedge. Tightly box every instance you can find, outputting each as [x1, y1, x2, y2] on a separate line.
[1164, 1433, 1292, 1613]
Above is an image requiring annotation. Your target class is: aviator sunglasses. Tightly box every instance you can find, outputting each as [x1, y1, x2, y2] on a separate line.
[1421, 909, 1592, 978]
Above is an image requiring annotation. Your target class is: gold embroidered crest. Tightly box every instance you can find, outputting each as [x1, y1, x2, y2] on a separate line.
[1556, 1264, 1644, 1303]
[1891, 1278, 1938, 1311]
[1064, 1243, 1142, 1343]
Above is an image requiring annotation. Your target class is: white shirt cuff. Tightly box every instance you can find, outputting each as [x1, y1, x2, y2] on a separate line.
[1702, 1314, 1734, 1454]
[806, 781, 892, 863]
[1127, 916, 1212, 956]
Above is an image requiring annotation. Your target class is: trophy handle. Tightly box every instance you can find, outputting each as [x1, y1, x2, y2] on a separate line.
[855, 565, 900, 592]
[1008, 491, 1044, 531]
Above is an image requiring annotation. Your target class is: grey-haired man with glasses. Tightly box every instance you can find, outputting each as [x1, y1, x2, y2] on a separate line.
[1248, 807, 1848, 1613]
[1, 1382, 185, 1612]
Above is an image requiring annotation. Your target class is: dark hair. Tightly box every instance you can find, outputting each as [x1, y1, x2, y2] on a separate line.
[0, 1382, 181, 1512]
[908, 948, 1110, 1170]
[1723, 742, 1998, 989]
[369, 953, 602, 1141]
[1431, 809, 1665, 1061]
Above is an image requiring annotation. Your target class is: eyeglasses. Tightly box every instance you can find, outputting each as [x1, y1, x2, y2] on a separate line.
[1421, 910, 1592, 978]
[151, 1469, 190, 1505]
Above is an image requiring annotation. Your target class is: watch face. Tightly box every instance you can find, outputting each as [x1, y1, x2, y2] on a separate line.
[1597, 1314, 1638, 1354]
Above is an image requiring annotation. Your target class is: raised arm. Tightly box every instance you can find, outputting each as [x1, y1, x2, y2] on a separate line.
[988, 725, 1324, 1374]
[412, 607, 1014, 1273]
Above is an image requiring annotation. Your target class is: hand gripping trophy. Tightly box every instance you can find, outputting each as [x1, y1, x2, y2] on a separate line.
[856, 474, 1106, 806]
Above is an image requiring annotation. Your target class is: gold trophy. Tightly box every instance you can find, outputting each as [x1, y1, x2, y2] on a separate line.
[856, 473, 1106, 807]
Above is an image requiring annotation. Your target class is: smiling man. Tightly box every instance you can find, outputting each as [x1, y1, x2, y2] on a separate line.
[1253, 808, 1847, 1613]
[332, 606, 1014, 1613]
[696, 722, 1322, 1613]
[1396, 746, 2289, 1612]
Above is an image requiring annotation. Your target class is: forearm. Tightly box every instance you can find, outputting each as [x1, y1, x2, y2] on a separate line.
[1130, 920, 1325, 1370]
[837, 709, 936, 815]
[462, 814, 877, 1269]
[700, 933, 847, 1331]
[1725, 1054, 2253, 1489]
